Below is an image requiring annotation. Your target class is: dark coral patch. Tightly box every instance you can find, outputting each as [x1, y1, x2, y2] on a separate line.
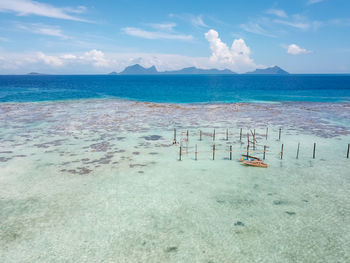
[234, 221, 245, 226]
[141, 135, 162, 141]
[129, 164, 147, 168]
[165, 246, 178, 253]
[285, 211, 296, 216]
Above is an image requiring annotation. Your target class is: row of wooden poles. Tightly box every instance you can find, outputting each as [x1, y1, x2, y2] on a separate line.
[174, 128, 350, 161]
[173, 127, 282, 144]
[178, 143, 334, 161]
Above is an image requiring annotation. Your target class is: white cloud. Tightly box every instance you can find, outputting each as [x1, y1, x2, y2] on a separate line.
[149, 22, 177, 30]
[191, 15, 208, 27]
[273, 19, 310, 30]
[287, 44, 312, 55]
[17, 23, 68, 39]
[82, 49, 109, 67]
[274, 14, 323, 31]
[60, 54, 77, 60]
[37, 52, 63, 66]
[266, 9, 288, 18]
[307, 0, 324, 5]
[0, 0, 88, 21]
[169, 13, 209, 28]
[240, 22, 276, 37]
[122, 27, 193, 41]
[204, 29, 257, 72]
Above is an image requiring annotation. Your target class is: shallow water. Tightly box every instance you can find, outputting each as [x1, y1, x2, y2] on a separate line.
[1, 99, 350, 262]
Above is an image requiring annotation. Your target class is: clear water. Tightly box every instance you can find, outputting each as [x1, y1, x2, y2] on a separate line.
[1, 75, 350, 103]
[1, 98, 350, 262]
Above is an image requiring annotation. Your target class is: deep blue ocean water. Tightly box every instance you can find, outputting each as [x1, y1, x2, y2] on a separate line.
[0, 75, 349, 103]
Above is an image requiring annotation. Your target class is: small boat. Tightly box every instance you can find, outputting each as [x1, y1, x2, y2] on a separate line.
[239, 155, 268, 168]
[240, 155, 261, 161]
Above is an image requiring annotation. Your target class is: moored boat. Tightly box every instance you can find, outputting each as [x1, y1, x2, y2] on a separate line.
[239, 155, 268, 168]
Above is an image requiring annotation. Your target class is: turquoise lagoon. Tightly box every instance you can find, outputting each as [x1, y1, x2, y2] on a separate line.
[1, 98, 350, 262]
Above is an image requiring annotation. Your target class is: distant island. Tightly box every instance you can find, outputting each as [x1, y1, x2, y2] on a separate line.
[246, 66, 289, 75]
[27, 72, 48, 75]
[109, 64, 289, 75]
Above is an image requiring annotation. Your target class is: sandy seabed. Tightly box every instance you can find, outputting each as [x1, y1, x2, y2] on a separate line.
[1, 99, 350, 262]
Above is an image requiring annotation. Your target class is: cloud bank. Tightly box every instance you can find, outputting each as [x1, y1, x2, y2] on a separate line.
[0, 29, 259, 73]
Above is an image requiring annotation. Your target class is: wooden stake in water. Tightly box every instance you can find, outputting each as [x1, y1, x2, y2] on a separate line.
[195, 144, 198, 161]
[199, 130, 202, 141]
[226, 129, 228, 141]
[280, 144, 284, 159]
[230, 145, 232, 160]
[253, 130, 256, 150]
[246, 144, 249, 156]
[186, 130, 189, 142]
[266, 127, 268, 140]
[213, 129, 216, 141]
[240, 128, 242, 141]
[247, 132, 249, 149]
[263, 145, 266, 160]
[173, 128, 176, 144]
[179, 146, 182, 161]
[213, 144, 215, 160]
[296, 142, 300, 159]
[279, 128, 282, 141]
[347, 144, 350, 159]
[313, 143, 316, 159]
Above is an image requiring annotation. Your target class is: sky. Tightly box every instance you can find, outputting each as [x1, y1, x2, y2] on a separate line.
[0, 0, 349, 74]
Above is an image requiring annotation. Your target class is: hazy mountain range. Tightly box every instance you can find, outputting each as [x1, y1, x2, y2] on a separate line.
[26, 65, 289, 75]
[108, 64, 289, 75]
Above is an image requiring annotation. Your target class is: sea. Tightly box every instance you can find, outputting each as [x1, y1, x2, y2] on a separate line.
[1, 75, 350, 262]
[0, 74, 350, 103]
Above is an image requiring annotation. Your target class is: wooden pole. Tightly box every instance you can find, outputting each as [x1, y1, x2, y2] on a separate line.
[266, 127, 268, 140]
[263, 145, 266, 160]
[213, 129, 216, 141]
[230, 145, 232, 160]
[213, 144, 215, 160]
[313, 143, 316, 159]
[280, 144, 284, 159]
[195, 144, 197, 161]
[186, 129, 189, 142]
[247, 133, 249, 148]
[253, 130, 256, 150]
[240, 128, 242, 141]
[347, 144, 350, 159]
[199, 130, 202, 141]
[279, 128, 282, 141]
[179, 146, 182, 161]
[226, 129, 228, 141]
[246, 144, 249, 156]
[296, 142, 300, 159]
[173, 128, 176, 144]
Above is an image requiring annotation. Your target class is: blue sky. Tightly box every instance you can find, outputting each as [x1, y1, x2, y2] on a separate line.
[0, 0, 349, 74]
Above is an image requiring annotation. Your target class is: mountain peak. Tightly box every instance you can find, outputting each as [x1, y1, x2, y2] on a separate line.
[119, 64, 158, 75]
